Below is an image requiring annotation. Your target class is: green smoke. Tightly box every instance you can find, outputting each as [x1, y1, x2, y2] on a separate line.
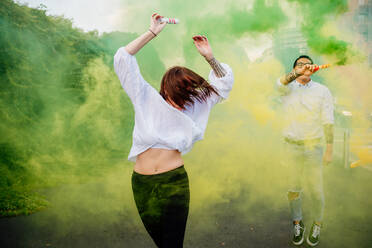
[287, 0, 353, 65]
[0, 0, 165, 215]
[229, 0, 287, 36]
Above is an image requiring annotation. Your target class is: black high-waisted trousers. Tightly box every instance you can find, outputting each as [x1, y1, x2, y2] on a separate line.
[131, 165, 190, 248]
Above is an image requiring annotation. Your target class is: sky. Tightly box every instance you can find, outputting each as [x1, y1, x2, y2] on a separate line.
[17, 0, 124, 33]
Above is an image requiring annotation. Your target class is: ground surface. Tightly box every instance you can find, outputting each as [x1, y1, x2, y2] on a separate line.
[1, 164, 371, 248]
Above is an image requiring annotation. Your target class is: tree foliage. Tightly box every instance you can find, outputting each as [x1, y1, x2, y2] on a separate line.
[0, 0, 164, 216]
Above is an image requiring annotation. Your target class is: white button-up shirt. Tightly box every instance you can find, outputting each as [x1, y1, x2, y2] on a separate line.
[114, 47, 234, 161]
[276, 79, 334, 141]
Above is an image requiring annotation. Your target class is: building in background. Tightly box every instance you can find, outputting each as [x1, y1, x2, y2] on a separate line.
[271, 2, 310, 71]
[355, 0, 372, 66]
[272, 26, 309, 71]
[345, 0, 372, 66]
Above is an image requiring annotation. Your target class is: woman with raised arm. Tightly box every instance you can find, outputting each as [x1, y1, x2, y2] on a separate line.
[113, 13, 234, 248]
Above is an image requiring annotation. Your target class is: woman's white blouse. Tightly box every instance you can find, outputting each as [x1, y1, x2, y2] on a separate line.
[114, 47, 234, 162]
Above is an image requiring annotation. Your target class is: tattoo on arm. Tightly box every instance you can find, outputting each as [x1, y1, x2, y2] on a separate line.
[324, 124, 334, 144]
[207, 57, 226, 78]
[283, 71, 300, 84]
[280, 71, 300, 85]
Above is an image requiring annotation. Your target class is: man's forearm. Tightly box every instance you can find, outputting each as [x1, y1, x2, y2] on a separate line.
[125, 31, 155, 55]
[206, 57, 226, 78]
[323, 125, 334, 164]
[280, 71, 300, 85]
[324, 124, 334, 144]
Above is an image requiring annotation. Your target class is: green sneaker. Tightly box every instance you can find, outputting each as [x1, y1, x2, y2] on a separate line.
[307, 222, 321, 247]
[292, 220, 305, 245]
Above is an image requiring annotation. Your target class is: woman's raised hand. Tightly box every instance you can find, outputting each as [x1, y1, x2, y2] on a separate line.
[192, 35, 214, 61]
[150, 13, 167, 36]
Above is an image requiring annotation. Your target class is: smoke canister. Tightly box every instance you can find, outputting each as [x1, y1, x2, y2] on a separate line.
[160, 17, 179, 24]
[313, 64, 331, 73]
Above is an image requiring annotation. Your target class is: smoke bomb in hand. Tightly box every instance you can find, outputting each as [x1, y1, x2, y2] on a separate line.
[160, 17, 179, 24]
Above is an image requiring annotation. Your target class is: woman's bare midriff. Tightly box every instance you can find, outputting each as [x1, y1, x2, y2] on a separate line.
[134, 148, 184, 175]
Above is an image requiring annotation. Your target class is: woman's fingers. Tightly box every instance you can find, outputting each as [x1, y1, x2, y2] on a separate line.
[151, 13, 159, 21]
[193, 35, 204, 39]
[192, 39, 200, 47]
[192, 38, 202, 48]
[150, 13, 167, 35]
[192, 37, 201, 44]
[151, 13, 163, 22]
[158, 16, 166, 24]
[192, 35, 208, 44]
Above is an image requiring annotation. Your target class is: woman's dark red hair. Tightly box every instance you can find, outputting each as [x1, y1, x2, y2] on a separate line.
[160, 66, 219, 110]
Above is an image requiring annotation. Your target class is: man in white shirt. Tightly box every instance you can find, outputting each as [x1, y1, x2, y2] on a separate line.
[276, 55, 334, 247]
